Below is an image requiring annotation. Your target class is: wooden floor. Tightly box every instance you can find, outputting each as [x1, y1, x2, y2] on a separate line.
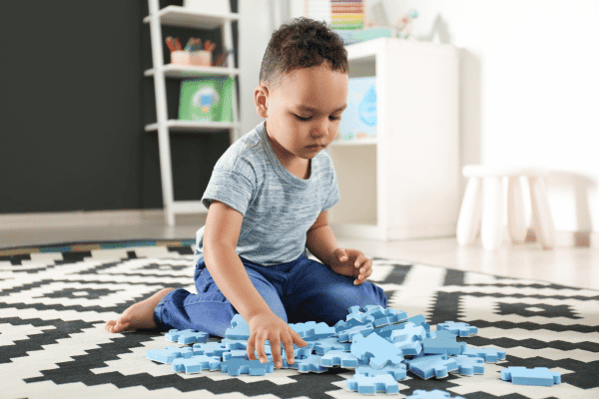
[2, 212, 598, 290]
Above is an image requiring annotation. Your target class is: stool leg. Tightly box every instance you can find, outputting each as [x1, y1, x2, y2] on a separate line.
[457, 177, 483, 246]
[481, 176, 504, 250]
[529, 176, 556, 249]
[507, 176, 527, 244]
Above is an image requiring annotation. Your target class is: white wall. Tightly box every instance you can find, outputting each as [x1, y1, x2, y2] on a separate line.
[285, 0, 599, 240]
[238, 0, 290, 137]
[408, 0, 599, 239]
[243, 1, 598, 240]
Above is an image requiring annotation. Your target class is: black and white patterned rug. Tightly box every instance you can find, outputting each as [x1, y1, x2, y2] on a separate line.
[1, 240, 597, 398]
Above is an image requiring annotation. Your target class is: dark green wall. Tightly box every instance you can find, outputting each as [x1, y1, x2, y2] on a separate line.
[0, 0, 237, 213]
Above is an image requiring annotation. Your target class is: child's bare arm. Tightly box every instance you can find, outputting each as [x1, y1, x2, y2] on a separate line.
[306, 211, 373, 285]
[203, 201, 306, 368]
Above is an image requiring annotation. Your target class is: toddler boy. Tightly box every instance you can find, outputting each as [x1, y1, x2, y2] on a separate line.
[105, 18, 387, 369]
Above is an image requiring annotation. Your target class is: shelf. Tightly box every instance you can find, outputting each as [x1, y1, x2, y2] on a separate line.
[145, 64, 240, 79]
[145, 120, 240, 132]
[330, 138, 378, 146]
[143, 5, 239, 29]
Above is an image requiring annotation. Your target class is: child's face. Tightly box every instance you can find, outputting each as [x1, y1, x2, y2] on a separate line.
[255, 62, 348, 160]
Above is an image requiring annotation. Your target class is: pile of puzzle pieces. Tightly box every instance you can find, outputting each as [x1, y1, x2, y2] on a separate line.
[146, 305, 560, 395]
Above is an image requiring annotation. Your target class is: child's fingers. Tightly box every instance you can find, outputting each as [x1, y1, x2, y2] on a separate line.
[281, 333, 296, 365]
[269, 336, 283, 368]
[247, 333, 257, 360]
[255, 332, 268, 363]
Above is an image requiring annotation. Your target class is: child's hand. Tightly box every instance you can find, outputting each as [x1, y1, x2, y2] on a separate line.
[329, 248, 373, 285]
[246, 312, 307, 369]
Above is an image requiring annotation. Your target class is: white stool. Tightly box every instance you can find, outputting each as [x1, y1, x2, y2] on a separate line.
[456, 165, 556, 250]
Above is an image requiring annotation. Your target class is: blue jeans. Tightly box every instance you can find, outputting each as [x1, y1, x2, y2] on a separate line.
[153, 254, 388, 337]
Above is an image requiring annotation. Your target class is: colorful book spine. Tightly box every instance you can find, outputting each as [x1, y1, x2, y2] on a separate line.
[331, 0, 365, 30]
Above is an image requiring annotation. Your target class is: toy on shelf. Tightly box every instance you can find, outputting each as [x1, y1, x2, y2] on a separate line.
[165, 36, 218, 67]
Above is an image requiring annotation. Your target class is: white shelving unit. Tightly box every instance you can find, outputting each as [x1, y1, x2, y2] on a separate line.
[328, 38, 459, 240]
[144, 1, 240, 226]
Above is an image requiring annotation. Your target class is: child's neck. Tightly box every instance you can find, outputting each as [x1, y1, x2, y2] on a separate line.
[266, 132, 311, 180]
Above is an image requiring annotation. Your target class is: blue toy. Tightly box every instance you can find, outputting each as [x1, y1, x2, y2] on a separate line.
[355, 363, 407, 380]
[290, 321, 335, 340]
[334, 317, 372, 333]
[406, 389, 466, 399]
[346, 374, 399, 394]
[225, 314, 251, 340]
[290, 354, 328, 373]
[220, 358, 275, 376]
[501, 367, 561, 386]
[320, 350, 360, 368]
[406, 354, 458, 379]
[351, 332, 404, 369]
[337, 323, 375, 342]
[312, 337, 350, 354]
[408, 314, 431, 332]
[436, 321, 478, 337]
[453, 355, 485, 375]
[421, 330, 467, 356]
[172, 354, 221, 373]
[146, 346, 194, 364]
[221, 338, 248, 350]
[462, 347, 507, 362]
[165, 328, 209, 345]
[192, 341, 229, 357]
[223, 349, 247, 361]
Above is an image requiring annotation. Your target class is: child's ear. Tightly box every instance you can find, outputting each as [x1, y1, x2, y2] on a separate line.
[254, 84, 269, 118]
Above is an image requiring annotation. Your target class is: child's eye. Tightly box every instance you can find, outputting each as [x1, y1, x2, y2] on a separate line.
[330, 116, 342, 121]
[295, 115, 311, 121]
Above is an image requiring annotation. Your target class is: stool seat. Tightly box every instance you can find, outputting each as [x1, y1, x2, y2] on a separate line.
[462, 165, 548, 178]
[457, 164, 556, 250]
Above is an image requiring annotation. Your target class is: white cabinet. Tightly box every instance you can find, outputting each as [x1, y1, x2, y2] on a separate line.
[328, 38, 459, 240]
[144, 1, 240, 226]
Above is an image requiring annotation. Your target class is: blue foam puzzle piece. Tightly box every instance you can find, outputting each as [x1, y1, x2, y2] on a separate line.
[501, 367, 561, 386]
[221, 338, 248, 350]
[334, 317, 373, 333]
[146, 346, 194, 364]
[289, 321, 335, 340]
[406, 389, 466, 398]
[312, 337, 349, 354]
[462, 347, 507, 362]
[172, 354, 221, 373]
[408, 314, 432, 332]
[436, 321, 478, 337]
[192, 341, 229, 357]
[421, 330, 467, 355]
[301, 322, 336, 340]
[406, 354, 458, 379]
[355, 363, 407, 380]
[338, 323, 374, 342]
[346, 374, 399, 394]
[453, 355, 485, 375]
[351, 332, 404, 369]
[290, 354, 328, 373]
[225, 314, 251, 340]
[320, 350, 360, 368]
[223, 349, 248, 361]
[220, 358, 275, 376]
[165, 329, 209, 345]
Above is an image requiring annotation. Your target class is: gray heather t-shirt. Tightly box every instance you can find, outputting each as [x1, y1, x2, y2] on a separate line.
[193, 121, 340, 267]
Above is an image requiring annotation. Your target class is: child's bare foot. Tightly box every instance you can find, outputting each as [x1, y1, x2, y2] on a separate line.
[105, 288, 174, 333]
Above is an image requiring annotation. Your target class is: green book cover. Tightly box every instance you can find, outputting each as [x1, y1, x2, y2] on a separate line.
[179, 77, 234, 122]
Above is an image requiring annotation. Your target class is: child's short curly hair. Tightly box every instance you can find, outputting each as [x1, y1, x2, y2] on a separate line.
[259, 17, 349, 87]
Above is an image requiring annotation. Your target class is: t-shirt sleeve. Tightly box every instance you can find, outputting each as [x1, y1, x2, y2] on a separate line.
[201, 159, 255, 216]
[322, 160, 341, 212]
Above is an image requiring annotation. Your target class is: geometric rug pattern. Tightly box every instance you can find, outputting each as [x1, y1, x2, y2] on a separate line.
[1, 241, 598, 398]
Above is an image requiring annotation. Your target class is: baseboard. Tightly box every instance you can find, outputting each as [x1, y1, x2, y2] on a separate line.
[1, 210, 597, 248]
[0, 209, 204, 230]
